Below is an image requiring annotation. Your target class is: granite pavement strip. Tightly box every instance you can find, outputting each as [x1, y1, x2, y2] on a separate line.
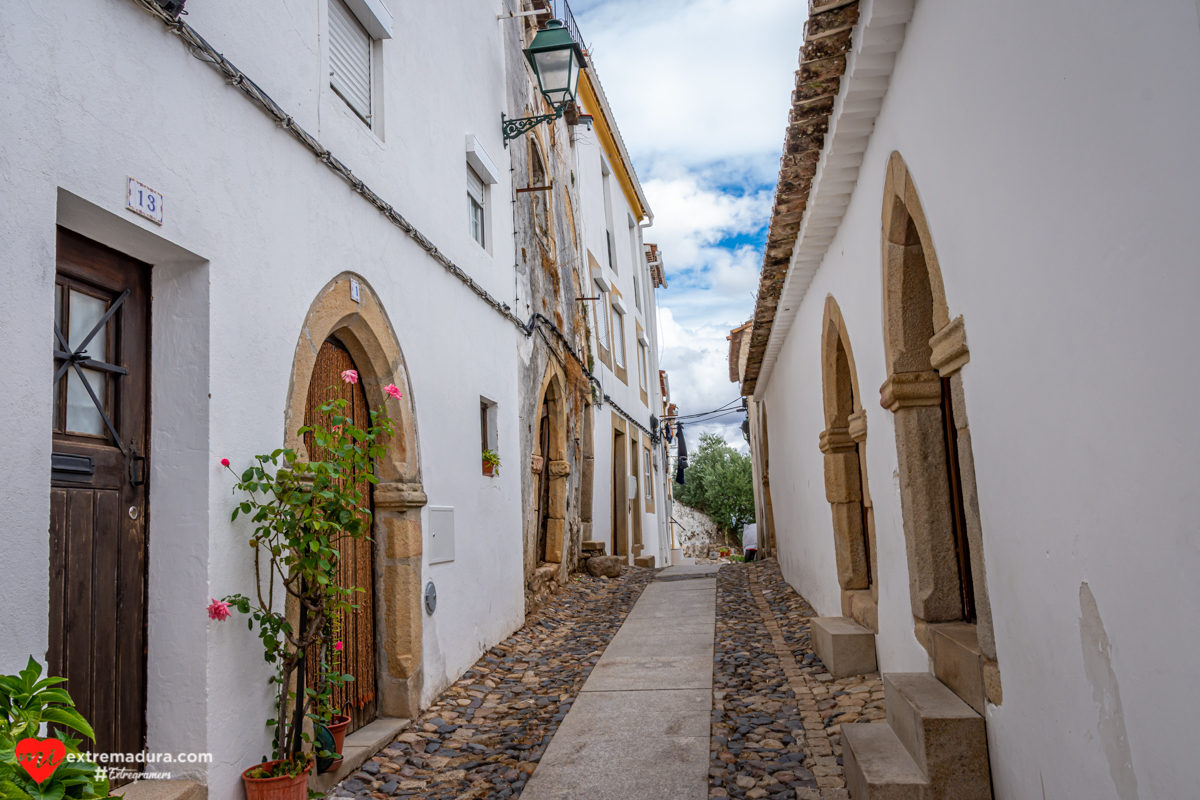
[327, 559, 884, 800]
[519, 563, 719, 800]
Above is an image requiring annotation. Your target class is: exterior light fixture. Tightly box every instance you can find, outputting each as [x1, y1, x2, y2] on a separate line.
[155, 0, 187, 18]
[503, 19, 587, 145]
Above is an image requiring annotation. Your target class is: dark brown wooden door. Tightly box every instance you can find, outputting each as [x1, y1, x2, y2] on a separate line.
[941, 377, 975, 622]
[49, 229, 151, 777]
[536, 400, 550, 564]
[304, 339, 377, 734]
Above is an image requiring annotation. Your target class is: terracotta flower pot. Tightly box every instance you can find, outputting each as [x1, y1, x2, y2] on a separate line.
[482, 459, 495, 477]
[242, 759, 311, 800]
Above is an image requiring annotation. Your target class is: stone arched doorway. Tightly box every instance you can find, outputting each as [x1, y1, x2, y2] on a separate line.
[531, 366, 569, 570]
[819, 296, 877, 632]
[285, 273, 426, 718]
[879, 153, 1000, 709]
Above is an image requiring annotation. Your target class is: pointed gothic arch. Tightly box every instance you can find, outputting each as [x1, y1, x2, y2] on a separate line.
[531, 363, 570, 572]
[819, 295, 878, 631]
[285, 273, 426, 718]
[879, 153, 1000, 705]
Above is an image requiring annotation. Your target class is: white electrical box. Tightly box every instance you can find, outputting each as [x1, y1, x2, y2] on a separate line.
[628, 475, 638, 501]
[429, 507, 455, 564]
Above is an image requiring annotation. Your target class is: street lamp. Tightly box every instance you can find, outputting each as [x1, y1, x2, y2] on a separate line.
[503, 19, 587, 145]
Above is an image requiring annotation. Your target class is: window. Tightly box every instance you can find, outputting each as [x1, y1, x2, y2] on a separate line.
[330, 0, 373, 124]
[601, 160, 617, 273]
[637, 342, 648, 390]
[595, 291, 610, 351]
[630, 216, 642, 311]
[468, 166, 486, 247]
[612, 306, 626, 368]
[644, 448, 653, 501]
[480, 397, 498, 476]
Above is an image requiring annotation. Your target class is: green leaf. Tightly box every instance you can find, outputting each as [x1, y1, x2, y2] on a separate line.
[40, 707, 94, 740]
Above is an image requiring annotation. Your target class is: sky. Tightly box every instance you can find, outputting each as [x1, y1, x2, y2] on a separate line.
[571, 0, 808, 451]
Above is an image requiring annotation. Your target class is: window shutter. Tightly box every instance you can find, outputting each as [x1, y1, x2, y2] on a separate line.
[595, 295, 610, 351]
[330, 0, 372, 122]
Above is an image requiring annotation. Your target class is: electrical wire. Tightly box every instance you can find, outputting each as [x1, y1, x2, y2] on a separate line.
[127, 0, 659, 444]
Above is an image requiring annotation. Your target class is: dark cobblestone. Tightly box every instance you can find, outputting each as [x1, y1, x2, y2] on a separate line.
[328, 567, 654, 799]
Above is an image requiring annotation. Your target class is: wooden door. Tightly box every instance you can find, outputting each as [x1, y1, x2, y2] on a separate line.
[536, 400, 550, 563]
[304, 339, 377, 734]
[611, 429, 626, 556]
[941, 377, 975, 622]
[629, 435, 642, 552]
[49, 228, 151, 778]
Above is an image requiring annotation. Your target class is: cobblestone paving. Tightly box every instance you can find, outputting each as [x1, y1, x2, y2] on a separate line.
[709, 559, 885, 800]
[329, 567, 654, 799]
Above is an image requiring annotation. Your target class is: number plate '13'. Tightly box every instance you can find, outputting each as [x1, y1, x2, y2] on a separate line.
[126, 177, 163, 225]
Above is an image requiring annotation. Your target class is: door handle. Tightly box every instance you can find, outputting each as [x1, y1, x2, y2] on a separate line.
[130, 452, 146, 487]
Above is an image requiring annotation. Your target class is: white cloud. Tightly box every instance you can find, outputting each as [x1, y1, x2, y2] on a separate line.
[573, 0, 806, 449]
[575, 0, 806, 177]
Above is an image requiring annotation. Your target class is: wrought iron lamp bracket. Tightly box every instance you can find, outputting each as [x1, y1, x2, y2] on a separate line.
[502, 107, 564, 146]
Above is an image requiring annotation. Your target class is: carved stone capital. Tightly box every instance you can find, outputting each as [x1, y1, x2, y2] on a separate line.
[819, 427, 856, 454]
[847, 410, 868, 443]
[374, 481, 428, 510]
[880, 371, 942, 412]
[929, 315, 969, 376]
[548, 460, 571, 478]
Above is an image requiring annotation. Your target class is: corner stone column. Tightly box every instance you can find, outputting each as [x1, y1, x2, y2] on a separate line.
[820, 427, 868, 590]
[880, 371, 964, 623]
[374, 480, 427, 719]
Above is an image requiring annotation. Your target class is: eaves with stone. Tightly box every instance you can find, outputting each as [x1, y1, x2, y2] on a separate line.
[741, 0, 915, 397]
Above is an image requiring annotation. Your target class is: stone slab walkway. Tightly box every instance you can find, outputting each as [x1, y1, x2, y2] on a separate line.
[519, 566, 718, 800]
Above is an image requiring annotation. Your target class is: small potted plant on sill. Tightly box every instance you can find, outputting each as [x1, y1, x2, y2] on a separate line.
[214, 375, 398, 800]
[482, 449, 501, 477]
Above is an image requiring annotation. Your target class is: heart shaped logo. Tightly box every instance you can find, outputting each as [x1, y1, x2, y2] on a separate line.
[15, 738, 66, 784]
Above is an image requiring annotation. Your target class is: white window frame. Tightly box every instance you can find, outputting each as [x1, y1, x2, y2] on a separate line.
[612, 306, 626, 369]
[644, 448, 653, 501]
[468, 165, 486, 248]
[637, 342, 647, 390]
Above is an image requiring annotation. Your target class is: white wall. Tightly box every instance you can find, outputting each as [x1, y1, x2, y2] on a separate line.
[0, 0, 526, 792]
[572, 101, 669, 565]
[758, 1, 1200, 797]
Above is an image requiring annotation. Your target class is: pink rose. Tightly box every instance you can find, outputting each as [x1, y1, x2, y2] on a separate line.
[334, 641, 344, 652]
[341, 369, 359, 384]
[207, 599, 232, 622]
[384, 384, 402, 400]
[220, 458, 230, 467]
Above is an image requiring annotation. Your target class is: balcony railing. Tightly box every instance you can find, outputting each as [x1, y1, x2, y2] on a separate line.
[531, 0, 587, 54]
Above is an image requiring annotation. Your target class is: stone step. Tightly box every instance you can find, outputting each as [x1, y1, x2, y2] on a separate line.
[842, 722, 927, 800]
[929, 622, 986, 715]
[810, 617, 877, 678]
[884, 673, 991, 800]
[582, 540, 607, 553]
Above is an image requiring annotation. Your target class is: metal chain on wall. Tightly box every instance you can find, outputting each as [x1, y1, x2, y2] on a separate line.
[127, 0, 655, 442]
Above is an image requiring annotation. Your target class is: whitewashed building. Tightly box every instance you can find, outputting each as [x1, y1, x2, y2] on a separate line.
[0, 0, 667, 795]
[738, 1, 1200, 797]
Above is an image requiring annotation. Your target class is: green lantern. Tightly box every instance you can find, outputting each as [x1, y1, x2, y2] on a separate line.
[503, 19, 586, 143]
[525, 19, 585, 110]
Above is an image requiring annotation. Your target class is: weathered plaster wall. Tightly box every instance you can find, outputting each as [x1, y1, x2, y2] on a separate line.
[759, 1, 1200, 797]
[0, 0, 525, 793]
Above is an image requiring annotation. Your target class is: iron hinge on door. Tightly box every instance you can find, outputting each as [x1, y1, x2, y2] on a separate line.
[129, 447, 146, 487]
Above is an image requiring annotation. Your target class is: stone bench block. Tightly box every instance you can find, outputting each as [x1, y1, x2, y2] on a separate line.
[842, 722, 927, 800]
[811, 616, 877, 678]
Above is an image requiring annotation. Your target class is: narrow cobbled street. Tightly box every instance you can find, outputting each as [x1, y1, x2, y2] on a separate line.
[330, 560, 884, 800]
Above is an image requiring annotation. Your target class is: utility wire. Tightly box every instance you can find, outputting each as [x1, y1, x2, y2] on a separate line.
[127, 0, 658, 443]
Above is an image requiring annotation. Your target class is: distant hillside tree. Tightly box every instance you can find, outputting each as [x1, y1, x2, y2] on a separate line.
[673, 433, 755, 543]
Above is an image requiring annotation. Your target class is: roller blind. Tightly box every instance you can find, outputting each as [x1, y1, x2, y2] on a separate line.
[330, 0, 372, 123]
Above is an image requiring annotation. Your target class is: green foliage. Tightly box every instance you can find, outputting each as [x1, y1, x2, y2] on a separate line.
[0, 657, 109, 799]
[673, 433, 755, 543]
[222, 395, 393, 773]
[482, 449, 502, 474]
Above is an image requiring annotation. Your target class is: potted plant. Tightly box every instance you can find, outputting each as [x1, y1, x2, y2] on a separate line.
[214, 376, 398, 800]
[0, 656, 109, 800]
[482, 449, 501, 477]
[312, 623, 350, 775]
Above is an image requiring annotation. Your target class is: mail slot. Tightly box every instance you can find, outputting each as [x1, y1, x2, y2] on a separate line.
[51, 452, 95, 480]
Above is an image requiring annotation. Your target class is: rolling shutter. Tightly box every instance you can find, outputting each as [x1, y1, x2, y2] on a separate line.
[330, 0, 372, 122]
